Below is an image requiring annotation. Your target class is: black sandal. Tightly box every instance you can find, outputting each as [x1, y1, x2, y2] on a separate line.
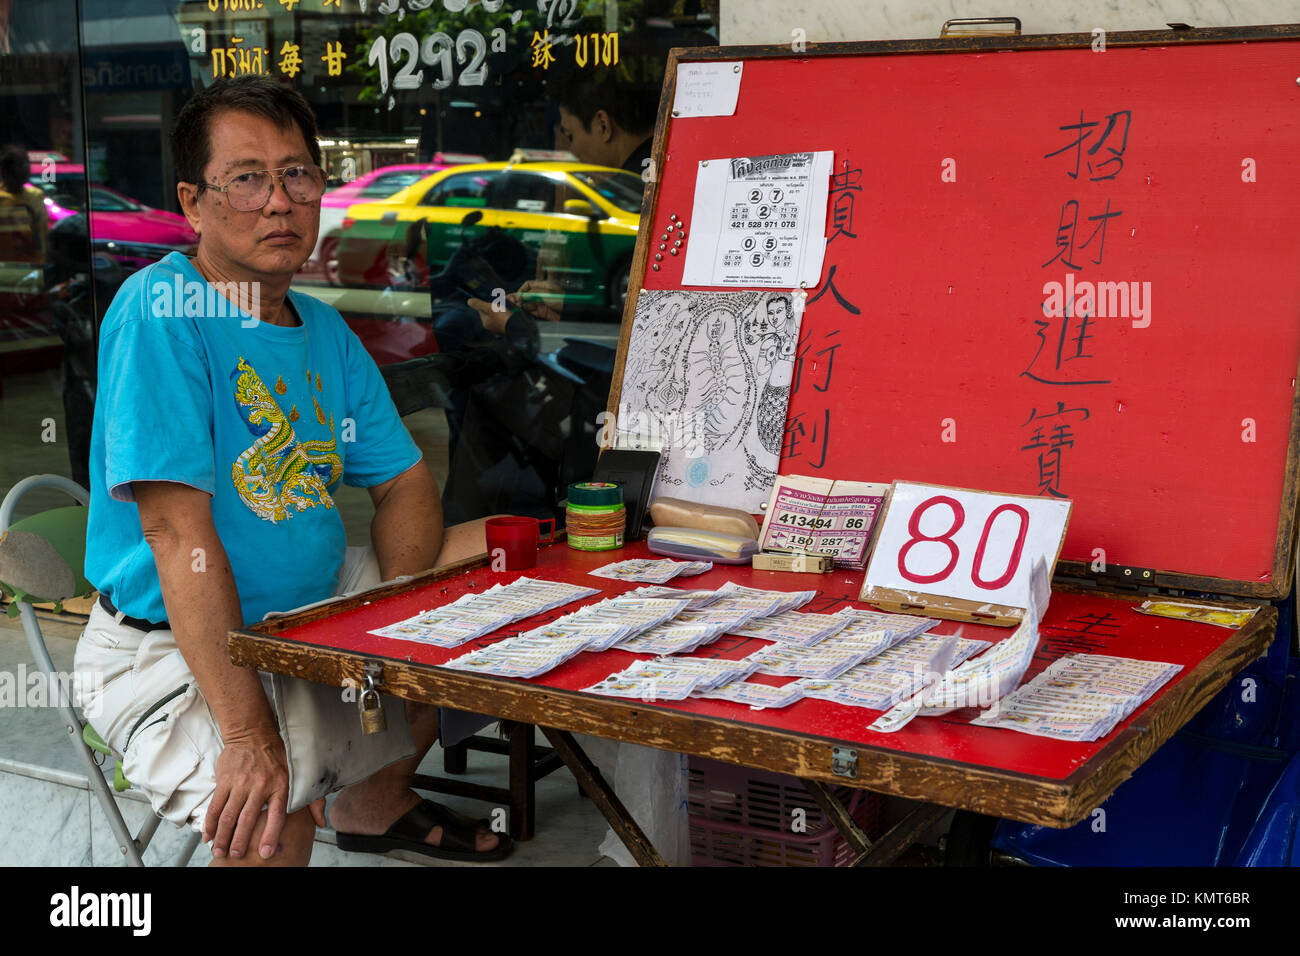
[336, 798, 514, 862]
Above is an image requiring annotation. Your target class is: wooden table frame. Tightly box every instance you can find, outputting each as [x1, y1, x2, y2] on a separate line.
[229, 552, 1277, 867]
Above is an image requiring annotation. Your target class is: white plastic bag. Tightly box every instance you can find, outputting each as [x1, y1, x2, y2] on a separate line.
[576, 735, 690, 866]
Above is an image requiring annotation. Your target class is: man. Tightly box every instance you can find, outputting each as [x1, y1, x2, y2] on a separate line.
[555, 73, 657, 177]
[74, 75, 505, 865]
[467, 74, 657, 332]
[0, 145, 47, 262]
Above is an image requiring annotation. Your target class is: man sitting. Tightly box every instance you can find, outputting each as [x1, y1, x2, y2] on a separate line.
[74, 75, 507, 866]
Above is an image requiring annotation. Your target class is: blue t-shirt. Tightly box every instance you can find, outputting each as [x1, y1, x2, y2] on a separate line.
[85, 252, 422, 625]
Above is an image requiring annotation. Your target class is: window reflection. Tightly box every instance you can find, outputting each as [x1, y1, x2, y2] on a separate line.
[1, 0, 720, 529]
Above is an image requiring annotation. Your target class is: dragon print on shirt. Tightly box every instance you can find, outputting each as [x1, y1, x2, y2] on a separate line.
[230, 355, 342, 522]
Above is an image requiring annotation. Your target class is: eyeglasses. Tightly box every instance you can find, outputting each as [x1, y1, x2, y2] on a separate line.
[198, 164, 325, 211]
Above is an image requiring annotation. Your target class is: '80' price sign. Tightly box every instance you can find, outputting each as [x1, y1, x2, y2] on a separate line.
[861, 481, 1072, 620]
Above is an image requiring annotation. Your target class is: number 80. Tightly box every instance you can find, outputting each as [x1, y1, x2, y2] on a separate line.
[896, 496, 1030, 590]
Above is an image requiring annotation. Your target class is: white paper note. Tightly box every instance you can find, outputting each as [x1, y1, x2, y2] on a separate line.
[673, 61, 744, 118]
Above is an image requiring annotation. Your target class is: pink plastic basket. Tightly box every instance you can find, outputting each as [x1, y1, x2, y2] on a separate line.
[687, 756, 883, 867]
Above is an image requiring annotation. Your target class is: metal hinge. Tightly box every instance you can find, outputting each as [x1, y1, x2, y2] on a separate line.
[1094, 564, 1158, 590]
[831, 747, 858, 778]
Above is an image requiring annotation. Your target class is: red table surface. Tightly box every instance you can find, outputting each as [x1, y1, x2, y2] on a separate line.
[269, 542, 1244, 782]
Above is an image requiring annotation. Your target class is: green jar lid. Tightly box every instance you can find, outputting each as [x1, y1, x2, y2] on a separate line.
[568, 481, 623, 507]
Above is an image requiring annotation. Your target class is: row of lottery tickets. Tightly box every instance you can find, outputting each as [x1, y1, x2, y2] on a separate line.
[366, 575, 1179, 742]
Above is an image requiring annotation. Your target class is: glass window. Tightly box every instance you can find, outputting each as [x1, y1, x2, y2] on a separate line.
[490, 171, 567, 214]
[2, 0, 721, 536]
[358, 170, 428, 198]
[88, 186, 142, 212]
[420, 171, 497, 208]
[571, 169, 646, 214]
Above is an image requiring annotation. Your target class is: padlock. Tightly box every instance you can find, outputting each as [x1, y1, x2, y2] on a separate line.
[359, 687, 387, 735]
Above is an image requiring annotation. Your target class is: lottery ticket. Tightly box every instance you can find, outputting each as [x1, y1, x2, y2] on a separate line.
[757, 476, 888, 569]
[970, 653, 1181, 741]
[747, 644, 873, 680]
[868, 687, 930, 733]
[842, 633, 987, 683]
[794, 676, 919, 710]
[616, 623, 721, 655]
[625, 586, 722, 608]
[560, 596, 693, 650]
[692, 679, 806, 709]
[589, 558, 714, 585]
[441, 631, 593, 679]
[371, 577, 601, 646]
[872, 592, 1044, 733]
[815, 620, 898, 660]
[731, 609, 852, 648]
[583, 661, 704, 701]
[513, 619, 627, 651]
[711, 581, 817, 613]
[614, 603, 759, 654]
[648, 655, 761, 691]
[836, 609, 938, 642]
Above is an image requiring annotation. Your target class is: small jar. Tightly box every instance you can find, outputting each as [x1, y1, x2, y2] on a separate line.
[566, 481, 626, 551]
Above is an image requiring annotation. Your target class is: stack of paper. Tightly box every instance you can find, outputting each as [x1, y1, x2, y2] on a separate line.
[589, 558, 713, 584]
[368, 576, 601, 647]
[442, 596, 694, 679]
[730, 609, 851, 648]
[615, 603, 761, 654]
[584, 660, 707, 700]
[648, 655, 762, 691]
[970, 654, 1182, 741]
[440, 631, 594, 678]
[551, 596, 693, 651]
[481, 577, 604, 617]
[691, 680, 806, 709]
[709, 581, 818, 613]
[746, 642, 878, 680]
[625, 585, 725, 609]
[367, 594, 518, 647]
[583, 655, 763, 701]
[794, 633, 992, 711]
[869, 581, 1047, 734]
[834, 609, 937, 643]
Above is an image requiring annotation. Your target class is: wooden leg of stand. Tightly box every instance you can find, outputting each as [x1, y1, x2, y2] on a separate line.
[853, 801, 951, 867]
[443, 740, 468, 774]
[506, 721, 535, 840]
[539, 728, 666, 867]
[802, 780, 873, 859]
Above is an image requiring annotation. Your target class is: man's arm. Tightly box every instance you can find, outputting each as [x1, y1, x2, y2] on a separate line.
[368, 461, 443, 579]
[134, 480, 298, 860]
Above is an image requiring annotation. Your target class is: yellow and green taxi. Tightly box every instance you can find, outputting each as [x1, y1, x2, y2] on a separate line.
[334, 160, 643, 312]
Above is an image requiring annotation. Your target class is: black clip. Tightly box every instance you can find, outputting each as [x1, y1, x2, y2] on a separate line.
[1094, 564, 1157, 590]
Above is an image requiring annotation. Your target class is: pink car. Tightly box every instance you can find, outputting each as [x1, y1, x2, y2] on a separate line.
[31, 164, 197, 270]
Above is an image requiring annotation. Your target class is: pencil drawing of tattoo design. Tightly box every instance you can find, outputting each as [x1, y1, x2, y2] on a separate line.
[230, 355, 342, 522]
[618, 290, 802, 511]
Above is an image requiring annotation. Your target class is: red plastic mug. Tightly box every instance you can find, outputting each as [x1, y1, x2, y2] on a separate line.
[485, 516, 556, 570]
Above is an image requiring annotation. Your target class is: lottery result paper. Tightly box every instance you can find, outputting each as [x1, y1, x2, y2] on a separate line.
[758, 475, 889, 569]
[682, 150, 832, 288]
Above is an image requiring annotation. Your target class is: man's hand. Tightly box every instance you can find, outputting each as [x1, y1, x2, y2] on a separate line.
[466, 295, 513, 336]
[205, 729, 291, 859]
[467, 279, 565, 335]
[508, 279, 564, 323]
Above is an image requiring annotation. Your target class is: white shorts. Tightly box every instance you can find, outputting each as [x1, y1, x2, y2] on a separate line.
[74, 546, 382, 831]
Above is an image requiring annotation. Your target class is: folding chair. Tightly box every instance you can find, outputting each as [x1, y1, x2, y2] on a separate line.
[0, 474, 200, 866]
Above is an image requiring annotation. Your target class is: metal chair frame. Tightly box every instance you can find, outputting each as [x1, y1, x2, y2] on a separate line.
[1, 474, 200, 866]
